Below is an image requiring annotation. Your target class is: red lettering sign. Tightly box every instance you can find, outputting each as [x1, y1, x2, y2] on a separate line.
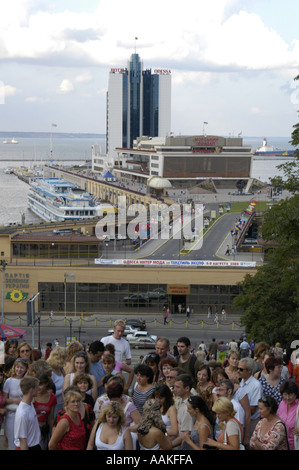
[154, 69, 171, 75]
[110, 68, 127, 74]
[194, 137, 219, 146]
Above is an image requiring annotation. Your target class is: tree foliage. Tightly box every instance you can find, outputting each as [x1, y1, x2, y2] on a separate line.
[270, 74, 299, 194]
[234, 83, 299, 345]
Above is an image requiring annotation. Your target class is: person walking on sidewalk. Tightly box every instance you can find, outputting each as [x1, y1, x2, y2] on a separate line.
[163, 306, 170, 325]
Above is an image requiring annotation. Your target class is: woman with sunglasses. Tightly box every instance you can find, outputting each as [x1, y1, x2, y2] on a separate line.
[16, 342, 34, 365]
[250, 396, 288, 450]
[3, 358, 29, 449]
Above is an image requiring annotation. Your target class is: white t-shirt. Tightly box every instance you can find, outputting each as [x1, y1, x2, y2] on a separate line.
[14, 401, 41, 448]
[101, 335, 132, 363]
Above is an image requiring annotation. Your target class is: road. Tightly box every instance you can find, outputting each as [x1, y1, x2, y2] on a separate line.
[31, 314, 244, 363]
[145, 212, 237, 260]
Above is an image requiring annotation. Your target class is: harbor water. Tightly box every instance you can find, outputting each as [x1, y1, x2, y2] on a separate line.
[0, 135, 294, 225]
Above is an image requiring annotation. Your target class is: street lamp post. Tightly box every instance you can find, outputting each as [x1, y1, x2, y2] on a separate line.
[1, 260, 8, 324]
[64, 273, 76, 317]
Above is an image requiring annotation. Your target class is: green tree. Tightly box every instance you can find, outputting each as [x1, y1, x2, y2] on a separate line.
[234, 88, 299, 345]
[270, 74, 299, 194]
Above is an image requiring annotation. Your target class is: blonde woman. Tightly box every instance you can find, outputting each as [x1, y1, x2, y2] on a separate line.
[3, 358, 29, 449]
[87, 401, 133, 450]
[48, 388, 86, 450]
[64, 341, 84, 374]
[205, 397, 244, 450]
[47, 346, 67, 418]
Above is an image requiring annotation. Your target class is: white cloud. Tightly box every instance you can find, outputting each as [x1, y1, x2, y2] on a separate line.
[0, 84, 20, 98]
[25, 96, 49, 103]
[250, 107, 262, 115]
[0, 1, 298, 135]
[75, 72, 93, 83]
[0, 0, 297, 75]
[56, 79, 74, 94]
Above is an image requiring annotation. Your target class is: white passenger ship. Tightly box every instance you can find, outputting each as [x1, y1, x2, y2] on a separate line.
[28, 177, 107, 222]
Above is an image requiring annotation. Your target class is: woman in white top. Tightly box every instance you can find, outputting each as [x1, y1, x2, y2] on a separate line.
[87, 401, 132, 450]
[3, 358, 29, 449]
[152, 383, 178, 439]
[205, 397, 244, 450]
[46, 346, 66, 419]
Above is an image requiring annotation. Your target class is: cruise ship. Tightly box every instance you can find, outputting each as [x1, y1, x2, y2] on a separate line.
[253, 138, 296, 157]
[28, 177, 109, 222]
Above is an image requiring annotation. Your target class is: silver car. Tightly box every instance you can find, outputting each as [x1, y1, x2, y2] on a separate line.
[128, 336, 156, 349]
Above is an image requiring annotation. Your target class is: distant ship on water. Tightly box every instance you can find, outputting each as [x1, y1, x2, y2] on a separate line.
[254, 138, 296, 157]
[2, 138, 19, 144]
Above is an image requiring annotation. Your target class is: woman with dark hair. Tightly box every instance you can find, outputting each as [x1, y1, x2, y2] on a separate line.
[137, 398, 172, 450]
[33, 373, 57, 450]
[4, 339, 18, 358]
[250, 396, 288, 450]
[277, 380, 299, 450]
[181, 395, 215, 450]
[132, 364, 155, 415]
[144, 353, 160, 383]
[196, 364, 214, 410]
[258, 356, 285, 404]
[152, 383, 178, 439]
[102, 381, 141, 432]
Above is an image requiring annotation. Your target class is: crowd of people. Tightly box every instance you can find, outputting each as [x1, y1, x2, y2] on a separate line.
[1, 319, 299, 451]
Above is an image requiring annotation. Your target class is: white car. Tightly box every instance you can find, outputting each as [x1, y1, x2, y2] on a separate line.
[126, 330, 157, 342]
[107, 325, 138, 337]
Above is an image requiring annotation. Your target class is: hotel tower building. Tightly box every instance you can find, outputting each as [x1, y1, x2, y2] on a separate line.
[106, 53, 171, 159]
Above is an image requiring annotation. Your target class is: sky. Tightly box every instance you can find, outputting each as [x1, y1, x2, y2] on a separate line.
[0, 0, 298, 138]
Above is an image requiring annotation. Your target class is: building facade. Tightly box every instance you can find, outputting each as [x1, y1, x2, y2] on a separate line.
[106, 53, 171, 162]
[0, 225, 255, 317]
[113, 134, 253, 190]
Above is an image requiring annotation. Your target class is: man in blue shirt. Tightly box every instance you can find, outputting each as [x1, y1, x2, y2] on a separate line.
[88, 340, 106, 397]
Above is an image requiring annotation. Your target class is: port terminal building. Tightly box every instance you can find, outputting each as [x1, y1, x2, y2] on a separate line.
[92, 134, 295, 193]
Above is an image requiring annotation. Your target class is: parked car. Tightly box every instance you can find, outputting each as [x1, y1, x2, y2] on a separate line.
[123, 293, 151, 306]
[126, 330, 157, 342]
[107, 324, 138, 337]
[126, 319, 146, 331]
[128, 336, 156, 349]
[243, 238, 258, 244]
[147, 288, 167, 299]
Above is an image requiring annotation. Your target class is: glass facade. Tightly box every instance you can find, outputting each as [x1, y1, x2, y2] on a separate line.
[38, 282, 243, 315]
[122, 73, 128, 148]
[129, 54, 142, 148]
[143, 71, 159, 137]
[163, 156, 251, 178]
[12, 243, 100, 259]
